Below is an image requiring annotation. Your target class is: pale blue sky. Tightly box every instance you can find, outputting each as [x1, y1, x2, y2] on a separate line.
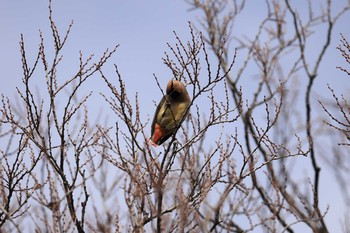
[1, 1, 350, 232]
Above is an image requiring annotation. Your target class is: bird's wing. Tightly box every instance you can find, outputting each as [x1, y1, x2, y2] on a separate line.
[151, 96, 166, 137]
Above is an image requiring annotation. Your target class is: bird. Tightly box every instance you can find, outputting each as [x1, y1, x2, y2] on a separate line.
[149, 79, 191, 146]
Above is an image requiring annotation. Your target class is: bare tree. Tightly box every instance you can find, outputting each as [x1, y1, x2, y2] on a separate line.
[98, 24, 242, 232]
[319, 33, 350, 232]
[1, 0, 350, 232]
[0, 2, 117, 232]
[184, 0, 350, 232]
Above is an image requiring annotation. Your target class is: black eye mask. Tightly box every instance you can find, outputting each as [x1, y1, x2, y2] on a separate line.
[170, 90, 180, 98]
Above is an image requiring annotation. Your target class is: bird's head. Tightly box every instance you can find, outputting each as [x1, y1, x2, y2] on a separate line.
[166, 79, 187, 99]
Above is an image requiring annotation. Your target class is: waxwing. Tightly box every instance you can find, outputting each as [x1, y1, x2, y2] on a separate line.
[150, 79, 191, 146]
